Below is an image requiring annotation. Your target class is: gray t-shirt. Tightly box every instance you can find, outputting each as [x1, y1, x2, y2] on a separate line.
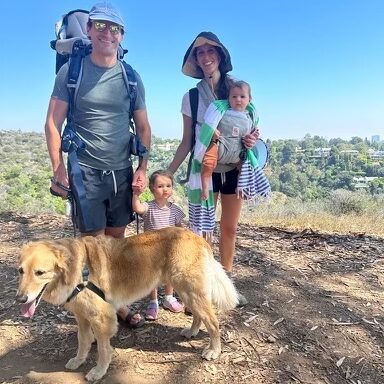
[52, 56, 146, 170]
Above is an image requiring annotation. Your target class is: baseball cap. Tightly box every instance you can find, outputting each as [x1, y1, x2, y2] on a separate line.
[89, 2, 124, 28]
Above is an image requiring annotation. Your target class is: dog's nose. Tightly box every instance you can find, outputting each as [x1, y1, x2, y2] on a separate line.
[15, 293, 28, 303]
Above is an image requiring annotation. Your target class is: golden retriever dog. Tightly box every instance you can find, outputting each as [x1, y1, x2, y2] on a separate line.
[16, 227, 238, 381]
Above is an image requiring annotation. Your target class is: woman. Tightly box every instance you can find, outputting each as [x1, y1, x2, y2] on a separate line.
[168, 32, 259, 306]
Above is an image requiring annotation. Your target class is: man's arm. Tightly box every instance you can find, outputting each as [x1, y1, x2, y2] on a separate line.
[44, 97, 69, 197]
[132, 109, 151, 193]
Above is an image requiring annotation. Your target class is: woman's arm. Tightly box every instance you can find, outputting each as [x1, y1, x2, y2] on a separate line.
[168, 114, 194, 174]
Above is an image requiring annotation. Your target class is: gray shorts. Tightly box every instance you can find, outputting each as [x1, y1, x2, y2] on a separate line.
[71, 165, 135, 233]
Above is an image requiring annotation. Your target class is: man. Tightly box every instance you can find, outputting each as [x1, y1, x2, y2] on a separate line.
[44, 2, 151, 327]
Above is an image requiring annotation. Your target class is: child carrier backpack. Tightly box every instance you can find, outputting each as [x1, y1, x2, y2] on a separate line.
[51, 9, 90, 74]
[181, 88, 266, 183]
[50, 9, 147, 233]
[50, 9, 144, 153]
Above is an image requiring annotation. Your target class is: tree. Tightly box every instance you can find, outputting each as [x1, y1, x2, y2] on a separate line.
[281, 141, 297, 164]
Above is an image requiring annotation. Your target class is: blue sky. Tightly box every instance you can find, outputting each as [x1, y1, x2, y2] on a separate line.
[1, 0, 383, 141]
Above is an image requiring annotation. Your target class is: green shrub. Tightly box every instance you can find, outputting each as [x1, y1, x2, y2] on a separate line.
[325, 189, 369, 215]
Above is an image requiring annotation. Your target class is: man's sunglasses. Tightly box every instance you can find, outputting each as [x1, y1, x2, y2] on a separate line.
[93, 21, 122, 34]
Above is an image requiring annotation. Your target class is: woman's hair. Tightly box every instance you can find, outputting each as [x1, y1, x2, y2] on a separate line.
[216, 75, 233, 99]
[229, 80, 252, 99]
[149, 169, 174, 191]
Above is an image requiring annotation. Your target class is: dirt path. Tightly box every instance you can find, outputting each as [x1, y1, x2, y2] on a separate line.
[0, 212, 383, 383]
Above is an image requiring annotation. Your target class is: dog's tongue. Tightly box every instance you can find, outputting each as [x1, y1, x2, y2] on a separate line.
[20, 301, 36, 318]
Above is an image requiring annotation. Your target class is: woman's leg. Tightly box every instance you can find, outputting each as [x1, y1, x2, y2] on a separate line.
[218, 194, 248, 306]
[218, 194, 242, 272]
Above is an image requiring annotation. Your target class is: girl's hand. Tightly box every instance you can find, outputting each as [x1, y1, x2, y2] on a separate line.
[242, 127, 260, 149]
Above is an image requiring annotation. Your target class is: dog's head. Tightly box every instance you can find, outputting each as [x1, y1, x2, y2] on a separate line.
[16, 240, 70, 318]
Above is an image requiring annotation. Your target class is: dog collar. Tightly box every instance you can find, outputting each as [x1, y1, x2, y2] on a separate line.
[66, 282, 106, 303]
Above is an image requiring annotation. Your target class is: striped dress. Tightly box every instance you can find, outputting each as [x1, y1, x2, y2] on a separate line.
[140, 201, 185, 231]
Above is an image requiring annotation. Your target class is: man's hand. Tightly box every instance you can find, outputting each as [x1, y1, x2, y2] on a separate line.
[51, 163, 70, 198]
[132, 167, 147, 194]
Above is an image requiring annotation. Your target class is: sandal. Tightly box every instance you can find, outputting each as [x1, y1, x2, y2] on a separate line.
[117, 310, 145, 329]
[163, 299, 184, 313]
[145, 302, 159, 321]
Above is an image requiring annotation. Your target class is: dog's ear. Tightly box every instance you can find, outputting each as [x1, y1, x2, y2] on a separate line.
[49, 241, 72, 282]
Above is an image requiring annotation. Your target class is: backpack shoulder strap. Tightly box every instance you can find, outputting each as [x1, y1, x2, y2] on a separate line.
[180, 87, 199, 184]
[120, 61, 148, 158]
[189, 87, 199, 140]
[66, 41, 90, 128]
[120, 61, 138, 132]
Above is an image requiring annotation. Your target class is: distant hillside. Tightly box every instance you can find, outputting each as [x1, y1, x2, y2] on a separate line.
[1, 130, 384, 217]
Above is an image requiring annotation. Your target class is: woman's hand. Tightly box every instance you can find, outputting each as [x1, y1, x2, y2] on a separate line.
[242, 127, 260, 149]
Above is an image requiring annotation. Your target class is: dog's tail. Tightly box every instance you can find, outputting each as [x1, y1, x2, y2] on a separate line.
[207, 250, 239, 311]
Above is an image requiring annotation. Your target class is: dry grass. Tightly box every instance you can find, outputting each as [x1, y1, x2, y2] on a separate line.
[239, 192, 384, 237]
[242, 210, 384, 237]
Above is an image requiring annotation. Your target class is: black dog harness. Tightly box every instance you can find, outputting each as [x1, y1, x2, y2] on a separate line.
[66, 281, 106, 303]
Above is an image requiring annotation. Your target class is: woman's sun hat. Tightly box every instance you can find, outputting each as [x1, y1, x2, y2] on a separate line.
[182, 32, 232, 79]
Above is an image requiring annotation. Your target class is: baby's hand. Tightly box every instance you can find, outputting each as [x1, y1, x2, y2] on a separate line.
[212, 129, 220, 141]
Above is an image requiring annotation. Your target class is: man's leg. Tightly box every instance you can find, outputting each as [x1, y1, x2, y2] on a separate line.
[105, 226, 126, 238]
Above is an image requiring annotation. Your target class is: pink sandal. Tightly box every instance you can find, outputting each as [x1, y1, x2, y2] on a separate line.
[145, 302, 159, 321]
[163, 299, 184, 313]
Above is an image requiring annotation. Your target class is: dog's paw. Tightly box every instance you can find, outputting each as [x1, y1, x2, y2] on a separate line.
[85, 366, 108, 381]
[65, 357, 86, 370]
[180, 327, 199, 339]
[202, 346, 221, 360]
